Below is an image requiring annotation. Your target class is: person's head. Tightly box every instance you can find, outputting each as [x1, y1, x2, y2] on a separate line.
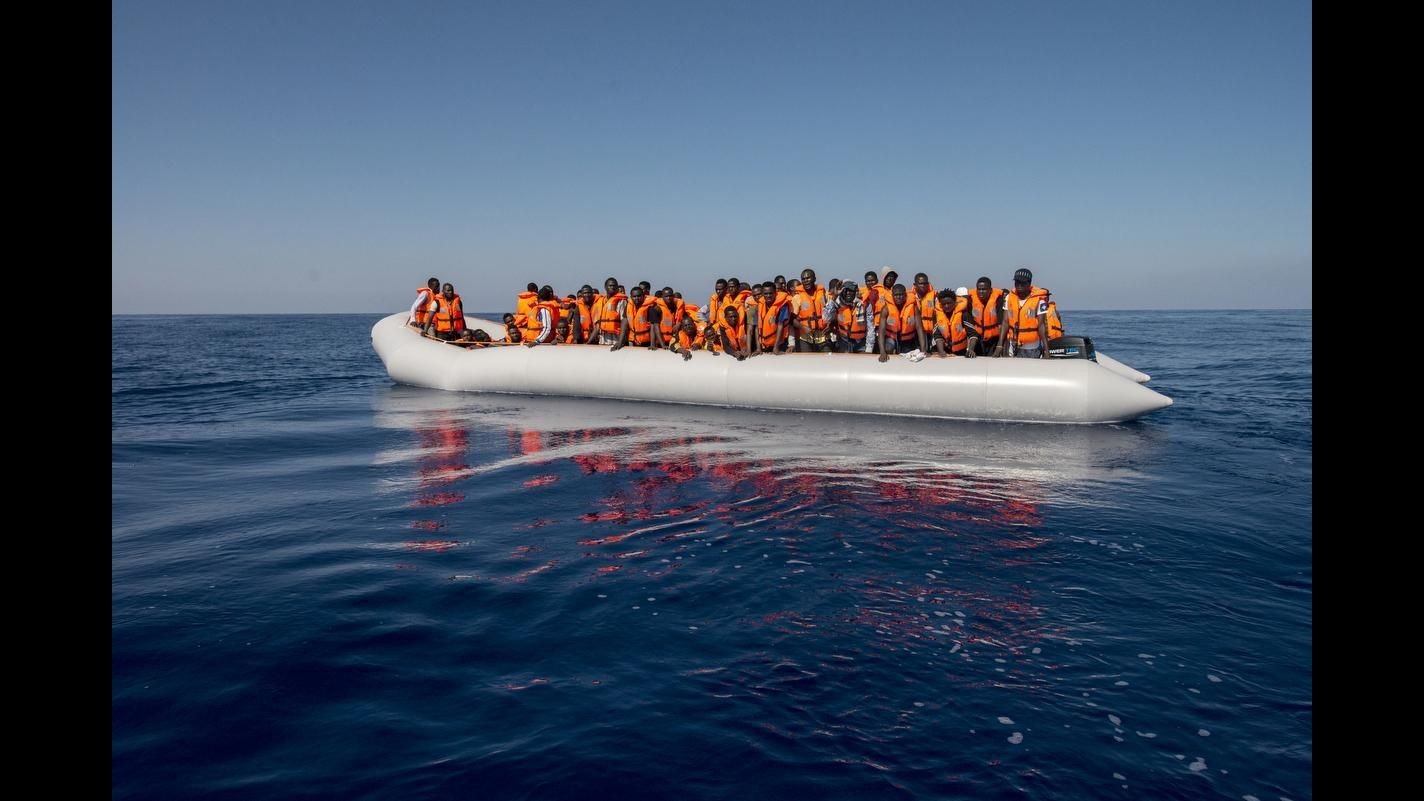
[938, 289, 957, 312]
[427, 277, 440, 292]
[801, 267, 817, 288]
[841, 282, 858, 303]
[788, 278, 802, 293]
[680, 316, 698, 334]
[723, 305, 740, 325]
[442, 283, 455, 299]
[604, 277, 619, 295]
[674, 292, 683, 300]
[976, 276, 993, 302]
[538, 284, 554, 302]
[617, 284, 626, 294]
[661, 286, 675, 302]
[526, 282, 538, 293]
[774, 275, 787, 293]
[751, 284, 764, 301]
[828, 278, 843, 294]
[630, 285, 645, 304]
[471, 329, 491, 343]
[763, 281, 778, 296]
[727, 278, 741, 294]
[1012, 268, 1033, 297]
[506, 324, 522, 342]
[579, 285, 594, 303]
[883, 270, 899, 288]
[913, 273, 930, 295]
[502, 312, 515, 325]
[892, 284, 907, 306]
[863, 271, 878, 288]
[639, 280, 652, 293]
[714, 278, 727, 294]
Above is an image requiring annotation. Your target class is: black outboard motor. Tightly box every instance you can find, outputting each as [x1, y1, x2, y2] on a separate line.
[1046, 335, 1097, 362]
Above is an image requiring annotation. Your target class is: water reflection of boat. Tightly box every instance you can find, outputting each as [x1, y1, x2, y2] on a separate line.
[371, 387, 1165, 490]
[371, 312, 1172, 424]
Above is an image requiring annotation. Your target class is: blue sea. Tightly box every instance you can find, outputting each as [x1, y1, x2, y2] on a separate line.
[112, 310, 1311, 800]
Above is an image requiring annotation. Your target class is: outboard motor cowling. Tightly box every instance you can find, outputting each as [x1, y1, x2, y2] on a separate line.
[1046, 335, 1097, 362]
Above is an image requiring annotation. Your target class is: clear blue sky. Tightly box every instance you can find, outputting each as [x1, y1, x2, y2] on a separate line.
[112, 0, 1311, 313]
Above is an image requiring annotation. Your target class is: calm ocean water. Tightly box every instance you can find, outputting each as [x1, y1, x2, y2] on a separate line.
[112, 310, 1311, 801]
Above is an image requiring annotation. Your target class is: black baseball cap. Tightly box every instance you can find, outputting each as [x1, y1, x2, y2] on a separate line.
[1013, 268, 1033, 284]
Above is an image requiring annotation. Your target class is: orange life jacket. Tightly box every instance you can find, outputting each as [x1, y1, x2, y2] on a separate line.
[683, 302, 701, 323]
[677, 328, 705, 351]
[513, 291, 538, 327]
[413, 287, 437, 325]
[757, 291, 790, 343]
[524, 299, 561, 341]
[971, 288, 1006, 343]
[599, 293, 628, 334]
[884, 300, 917, 339]
[1005, 287, 1051, 348]
[836, 302, 867, 339]
[627, 297, 654, 345]
[656, 297, 683, 338]
[432, 294, 465, 333]
[1046, 301, 1064, 339]
[934, 307, 968, 352]
[791, 286, 825, 332]
[914, 291, 939, 334]
[573, 299, 599, 342]
[716, 318, 747, 353]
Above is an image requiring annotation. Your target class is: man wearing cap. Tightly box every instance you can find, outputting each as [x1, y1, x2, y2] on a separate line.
[996, 268, 1052, 358]
[967, 277, 1006, 356]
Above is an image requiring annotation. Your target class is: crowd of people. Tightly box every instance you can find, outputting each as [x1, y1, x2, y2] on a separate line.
[408, 266, 1065, 361]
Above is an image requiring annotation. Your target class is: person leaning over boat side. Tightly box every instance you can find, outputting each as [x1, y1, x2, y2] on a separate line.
[656, 287, 684, 349]
[457, 329, 493, 349]
[996, 268, 1052, 359]
[423, 283, 467, 341]
[671, 316, 706, 361]
[931, 289, 972, 358]
[718, 305, 751, 361]
[408, 276, 440, 328]
[522, 285, 561, 347]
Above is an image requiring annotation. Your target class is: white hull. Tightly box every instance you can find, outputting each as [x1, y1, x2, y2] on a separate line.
[372, 313, 1172, 424]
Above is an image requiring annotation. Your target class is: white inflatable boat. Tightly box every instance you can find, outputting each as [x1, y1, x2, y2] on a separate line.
[371, 312, 1172, 424]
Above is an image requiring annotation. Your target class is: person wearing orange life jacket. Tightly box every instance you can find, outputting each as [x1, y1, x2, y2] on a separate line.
[554, 318, 574, 344]
[996, 267, 1052, 359]
[567, 285, 601, 344]
[791, 267, 831, 352]
[522, 285, 562, 346]
[1045, 300, 1065, 339]
[878, 284, 926, 362]
[824, 282, 869, 353]
[457, 328, 493, 349]
[707, 279, 728, 325]
[408, 276, 440, 328]
[908, 273, 939, 341]
[859, 270, 895, 354]
[716, 304, 751, 361]
[612, 285, 657, 351]
[930, 289, 972, 358]
[678, 292, 702, 326]
[423, 282, 467, 341]
[655, 286, 684, 347]
[597, 277, 628, 347]
[513, 282, 539, 328]
[671, 316, 708, 361]
[755, 281, 792, 355]
[966, 276, 1006, 356]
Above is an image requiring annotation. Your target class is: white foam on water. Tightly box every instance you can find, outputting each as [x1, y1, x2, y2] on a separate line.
[1114, 680, 1129, 686]
[1112, 773, 1125, 781]
[1188, 758, 1207, 772]
[1137, 653, 1153, 659]
[998, 716, 1014, 725]
[1207, 674, 1222, 682]
[1108, 714, 1122, 725]
[1136, 731, 1156, 738]
[1198, 729, 1210, 736]
[1031, 647, 1041, 654]
[1007, 732, 1023, 744]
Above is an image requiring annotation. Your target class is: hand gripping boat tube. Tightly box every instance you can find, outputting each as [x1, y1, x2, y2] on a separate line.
[371, 313, 1172, 424]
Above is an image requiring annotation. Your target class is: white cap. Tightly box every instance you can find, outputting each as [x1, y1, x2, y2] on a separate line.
[956, 287, 969, 297]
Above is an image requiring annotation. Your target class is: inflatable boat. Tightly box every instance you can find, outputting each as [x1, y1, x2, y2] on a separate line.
[370, 312, 1172, 424]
